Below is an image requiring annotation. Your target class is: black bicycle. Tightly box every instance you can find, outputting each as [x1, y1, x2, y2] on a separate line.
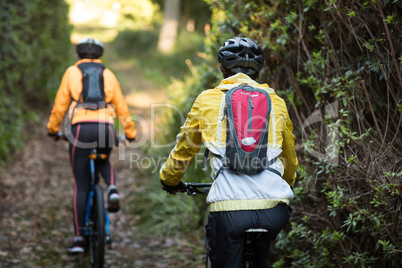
[61, 133, 125, 267]
[85, 148, 110, 267]
[184, 182, 269, 268]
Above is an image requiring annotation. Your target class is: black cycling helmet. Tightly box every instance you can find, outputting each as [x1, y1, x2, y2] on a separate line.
[218, 37, 264, 76]
[76, 38, 104, 59]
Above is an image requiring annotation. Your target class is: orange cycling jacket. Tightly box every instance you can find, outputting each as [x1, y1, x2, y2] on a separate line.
[47, 59, 136, 139]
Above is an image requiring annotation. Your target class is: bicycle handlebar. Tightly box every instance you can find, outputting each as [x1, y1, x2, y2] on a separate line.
[184, 182, 212, 196]
[56, 131, 68, 141]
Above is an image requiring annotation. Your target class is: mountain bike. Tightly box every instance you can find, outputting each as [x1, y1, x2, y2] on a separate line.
[184, 182, 269, 268]
[84, 147, 110, 268]
[60, 132, 125, 268]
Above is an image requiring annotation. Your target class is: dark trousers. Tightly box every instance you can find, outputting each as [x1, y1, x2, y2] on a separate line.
[69, 123, 116, 237]
[205, 203, 291, 268]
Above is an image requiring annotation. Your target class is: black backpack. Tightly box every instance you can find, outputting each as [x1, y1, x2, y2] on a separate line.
[77, 62, 106, 110]
[203, 84, 280, 176]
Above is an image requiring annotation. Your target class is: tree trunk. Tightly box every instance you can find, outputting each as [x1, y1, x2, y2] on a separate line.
[157, 0, 180, 53]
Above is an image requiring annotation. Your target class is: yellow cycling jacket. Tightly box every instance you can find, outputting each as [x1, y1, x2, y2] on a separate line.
[160, 73, 298, 212]
[47, 59, 136, 139]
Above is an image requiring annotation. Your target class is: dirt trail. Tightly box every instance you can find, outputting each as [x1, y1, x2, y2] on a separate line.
[0, 52, 201, 267]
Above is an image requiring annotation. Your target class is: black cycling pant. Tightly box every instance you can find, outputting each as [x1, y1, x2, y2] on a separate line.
[205, 203, 291, 268]
[69, 123, 116, 237]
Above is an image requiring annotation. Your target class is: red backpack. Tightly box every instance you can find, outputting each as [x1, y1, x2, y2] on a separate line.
[204, 84, 279, 176]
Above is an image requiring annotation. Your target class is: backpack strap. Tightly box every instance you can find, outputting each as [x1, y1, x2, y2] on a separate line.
[202, 148, 225, 179]
[267, 167, 281, 177]
[203, 147, 281, 177]
[77, 62, 105, 73]
[265, 157, 277, 168]
[202, 148, 210, 170]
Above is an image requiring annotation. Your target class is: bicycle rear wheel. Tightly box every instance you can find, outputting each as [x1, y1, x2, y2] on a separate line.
[91, 184, 105, 268]
[205, 250, 212, 268]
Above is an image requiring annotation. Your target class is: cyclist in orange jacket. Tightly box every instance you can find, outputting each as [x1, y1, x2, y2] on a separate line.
[47, 38, 136, 254]
[160, 37, 298, 267]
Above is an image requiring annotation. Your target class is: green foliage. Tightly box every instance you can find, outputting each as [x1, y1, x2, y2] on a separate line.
[113, 29, 207, 83]
[0, 0, 72, 161]
[131, 162, 209, 237]
[115, 0, 162, 30]
[151, 0, 212, 32]
[113, 29, 160, 57]
[66, 0, 162, 30]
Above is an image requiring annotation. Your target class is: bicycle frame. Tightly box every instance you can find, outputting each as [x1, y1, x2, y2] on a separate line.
[243, 228, 269, 268]
[85, 149, 111, 241]
[83, 148, 112, 268]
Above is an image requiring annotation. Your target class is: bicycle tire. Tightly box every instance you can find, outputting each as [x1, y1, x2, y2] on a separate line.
[205, 250, 212, 268]
[91, 184, 105, 268]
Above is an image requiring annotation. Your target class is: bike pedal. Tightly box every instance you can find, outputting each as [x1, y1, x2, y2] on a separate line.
[107, 204, 120, 213]
[106, 235, 113, 248]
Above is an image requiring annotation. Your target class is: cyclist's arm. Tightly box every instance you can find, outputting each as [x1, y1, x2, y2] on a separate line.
[47, 67, 74, 134]
[160, 98, 202, 186]
[279, 113, 298, 186]
[106, 69, 137, 140]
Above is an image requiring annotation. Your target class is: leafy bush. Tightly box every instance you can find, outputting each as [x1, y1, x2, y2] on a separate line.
[112, 0, 162, 31]
[113, 29, 160, 57]
[0, 0, 72, 161]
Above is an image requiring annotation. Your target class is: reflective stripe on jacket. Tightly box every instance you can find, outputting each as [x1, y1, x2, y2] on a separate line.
[160, 73, 298, 212]
[47, 59, 136, 139]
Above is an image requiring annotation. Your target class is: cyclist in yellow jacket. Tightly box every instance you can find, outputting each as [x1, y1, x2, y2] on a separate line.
[47, 38, 136, 254]
[160, 37, 298, 267]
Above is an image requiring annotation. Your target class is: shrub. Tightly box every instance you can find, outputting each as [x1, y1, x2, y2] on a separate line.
[0, 0, 72, 161]
[113, 29, 160, 57]
[113, 29, 206, 82]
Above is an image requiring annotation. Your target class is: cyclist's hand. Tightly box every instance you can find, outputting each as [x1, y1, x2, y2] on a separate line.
[118, 135, 134, 146]
[126, 135, 135, 143]
[48, 131, 60, 141]
[161, 180, 186, 195]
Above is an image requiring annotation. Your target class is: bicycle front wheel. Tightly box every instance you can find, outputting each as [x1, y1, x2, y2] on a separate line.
[91, 184, 105, 268]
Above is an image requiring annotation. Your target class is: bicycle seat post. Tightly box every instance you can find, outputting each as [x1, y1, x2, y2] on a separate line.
[89, 148, 97, 185]
[88, 148, 109, 185]
[243, 229, 269, 267]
